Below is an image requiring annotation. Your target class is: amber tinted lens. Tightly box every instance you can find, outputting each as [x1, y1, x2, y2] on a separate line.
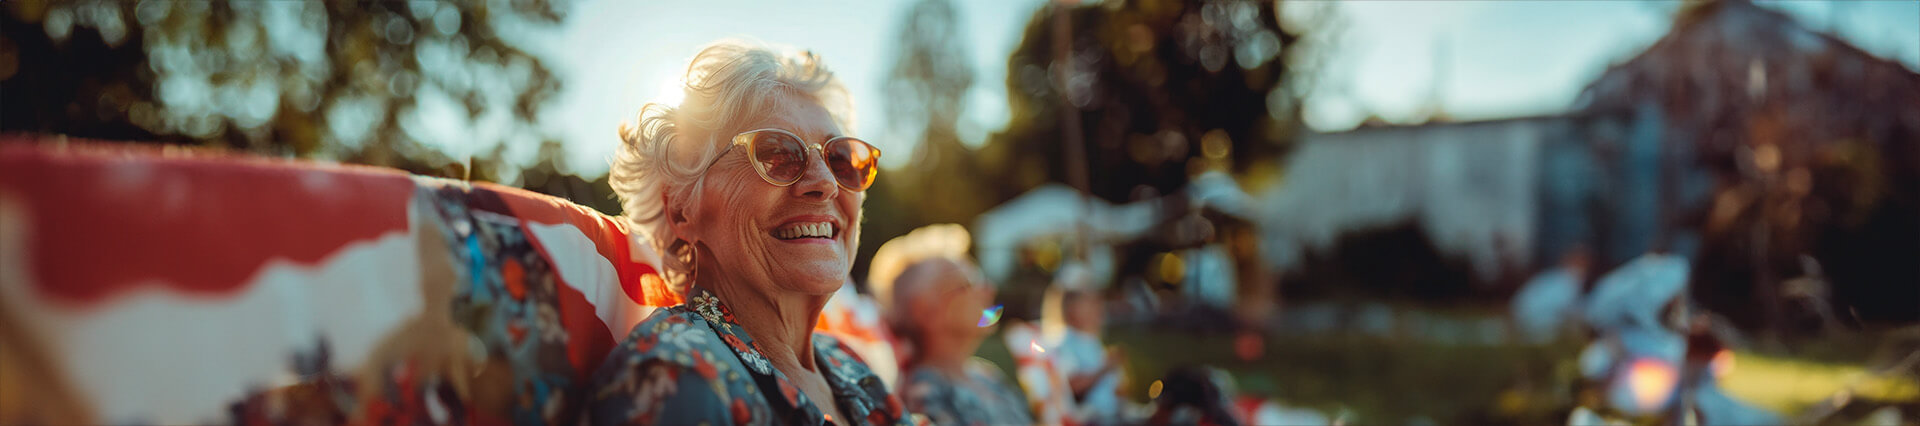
[748, 131, 807, 184]
[825, 138, 879, 191]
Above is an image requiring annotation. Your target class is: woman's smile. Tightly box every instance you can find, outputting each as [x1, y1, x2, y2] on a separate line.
[769, 214, 841, 244]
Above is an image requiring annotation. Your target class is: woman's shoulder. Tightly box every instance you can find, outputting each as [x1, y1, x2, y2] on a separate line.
[900, 360, 1031, 426]
[902, 359, 1011, 386]
[809, 332, 852, 356]
[588, 307, 773, 425]
[899, 364, 953, 390]
[811, 332, 910, 412]
[587, 307, 760, 424]
[611, 306, 724, 362]
[964, 358, 1015, 384]
[810, 332, 881, 380]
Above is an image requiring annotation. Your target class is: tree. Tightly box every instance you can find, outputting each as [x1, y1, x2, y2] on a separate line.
[980, 0, 1315, 207]
[856, 0, 990, 287]
[1, 0, 569, 180]
[857, 0, 1330, 301]
[971, 0, 1322, 292]
[876, 0, 994, 225]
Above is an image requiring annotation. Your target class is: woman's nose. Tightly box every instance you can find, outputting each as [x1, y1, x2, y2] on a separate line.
[789, 148, 839, 199]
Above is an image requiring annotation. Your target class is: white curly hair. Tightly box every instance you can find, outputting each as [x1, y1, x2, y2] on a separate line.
[610, 39, 856, 296]
[866, 223, 976, 316]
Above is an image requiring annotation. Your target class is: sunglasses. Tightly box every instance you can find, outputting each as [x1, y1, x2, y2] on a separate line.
[704, 129, 881, 192]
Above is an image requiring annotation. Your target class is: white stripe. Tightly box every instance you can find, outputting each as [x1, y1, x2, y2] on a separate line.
[525, 222, 649, 336]
[0, 198, 422, 424]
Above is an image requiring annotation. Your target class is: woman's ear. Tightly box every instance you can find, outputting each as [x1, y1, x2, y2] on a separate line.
[664, 192, 694, 241]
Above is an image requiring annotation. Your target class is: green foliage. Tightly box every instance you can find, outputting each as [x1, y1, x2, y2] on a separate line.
[979, 0, 1310, 205]
[0, 0, 569, 181]
[858, 0, 1328, 288]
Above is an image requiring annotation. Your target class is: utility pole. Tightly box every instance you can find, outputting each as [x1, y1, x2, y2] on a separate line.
[1052, 0, 1092, 262]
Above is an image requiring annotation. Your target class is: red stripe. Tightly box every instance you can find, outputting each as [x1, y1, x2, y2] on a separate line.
[0, 140, 413, 308]
[487, 183, 674, 307]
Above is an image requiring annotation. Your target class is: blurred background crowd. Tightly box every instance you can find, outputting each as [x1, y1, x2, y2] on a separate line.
[3, 0, 1916, 424]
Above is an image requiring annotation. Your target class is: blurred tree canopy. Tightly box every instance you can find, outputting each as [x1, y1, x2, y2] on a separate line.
[980, 0, 1315, 205]
[879, 0, 986, 226]
[0, 0, 615, 213]
[859, 0, 1327, 286]
[857, 0, 985, 288]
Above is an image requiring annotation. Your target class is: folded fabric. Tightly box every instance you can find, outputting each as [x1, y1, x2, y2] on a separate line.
[0, 137, 677, 425]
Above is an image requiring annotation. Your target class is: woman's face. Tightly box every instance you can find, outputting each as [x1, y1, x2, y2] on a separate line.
[679, 93, 863, 296]
[909, 259, 997, 343]
[938, 262, 997, 338]
[1065, 290, 1105, 332]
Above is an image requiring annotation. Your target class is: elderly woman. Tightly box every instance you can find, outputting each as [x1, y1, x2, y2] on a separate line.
[868, 225, 1033, 426]
[587, 40, 908, 425]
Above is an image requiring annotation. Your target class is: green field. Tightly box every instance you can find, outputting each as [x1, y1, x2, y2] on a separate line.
[972, 321, 1919, 425]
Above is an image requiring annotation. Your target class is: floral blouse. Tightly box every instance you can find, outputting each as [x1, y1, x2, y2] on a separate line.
[900, 360, 1034, 426]
[587, 287, 914, 425]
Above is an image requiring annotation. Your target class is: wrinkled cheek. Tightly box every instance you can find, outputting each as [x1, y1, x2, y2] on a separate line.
[841, 196, 864, 254]
[840, 235, 858, 260]
[734, 218, 767, 258]
[732, 226, 754, 251]
[708, 174, 764, 254]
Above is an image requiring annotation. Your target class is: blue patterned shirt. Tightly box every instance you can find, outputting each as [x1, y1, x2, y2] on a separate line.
[899, 360, 1033, 426]
[587, 287, 914, 425]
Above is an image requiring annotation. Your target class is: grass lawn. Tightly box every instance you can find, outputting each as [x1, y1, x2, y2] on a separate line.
[973, 325, 1579, 425]
[970, 322, 1919, 425]
[1719, 351, 1919, 419]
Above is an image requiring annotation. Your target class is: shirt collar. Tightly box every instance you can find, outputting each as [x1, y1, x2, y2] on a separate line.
[686, 286, 864, 424]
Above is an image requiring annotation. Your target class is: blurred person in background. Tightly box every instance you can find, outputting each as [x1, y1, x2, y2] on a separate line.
[869, 224, 1033, 426]
[588, 39, 906, 425]
[1511, 247, 1594, 344]
[1042, 262, 1130, 425]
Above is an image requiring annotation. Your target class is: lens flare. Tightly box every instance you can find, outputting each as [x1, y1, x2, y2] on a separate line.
[977, 304, 1005, 327]
[1030, 340, 1045, 354]
[1625, 358, 1678, 412]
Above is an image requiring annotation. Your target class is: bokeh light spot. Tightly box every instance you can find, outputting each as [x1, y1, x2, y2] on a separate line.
[1154, 252, 1186, 285]
[1625, 358, 1678, 412]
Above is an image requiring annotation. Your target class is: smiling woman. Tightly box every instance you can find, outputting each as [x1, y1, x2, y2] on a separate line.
[589, 39, 908, 426]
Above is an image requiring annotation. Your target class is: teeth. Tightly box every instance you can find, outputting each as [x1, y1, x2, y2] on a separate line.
[774, 221, 834, 239]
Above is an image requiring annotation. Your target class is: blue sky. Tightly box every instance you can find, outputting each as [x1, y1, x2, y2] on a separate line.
[497, 0, 1919, 176]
